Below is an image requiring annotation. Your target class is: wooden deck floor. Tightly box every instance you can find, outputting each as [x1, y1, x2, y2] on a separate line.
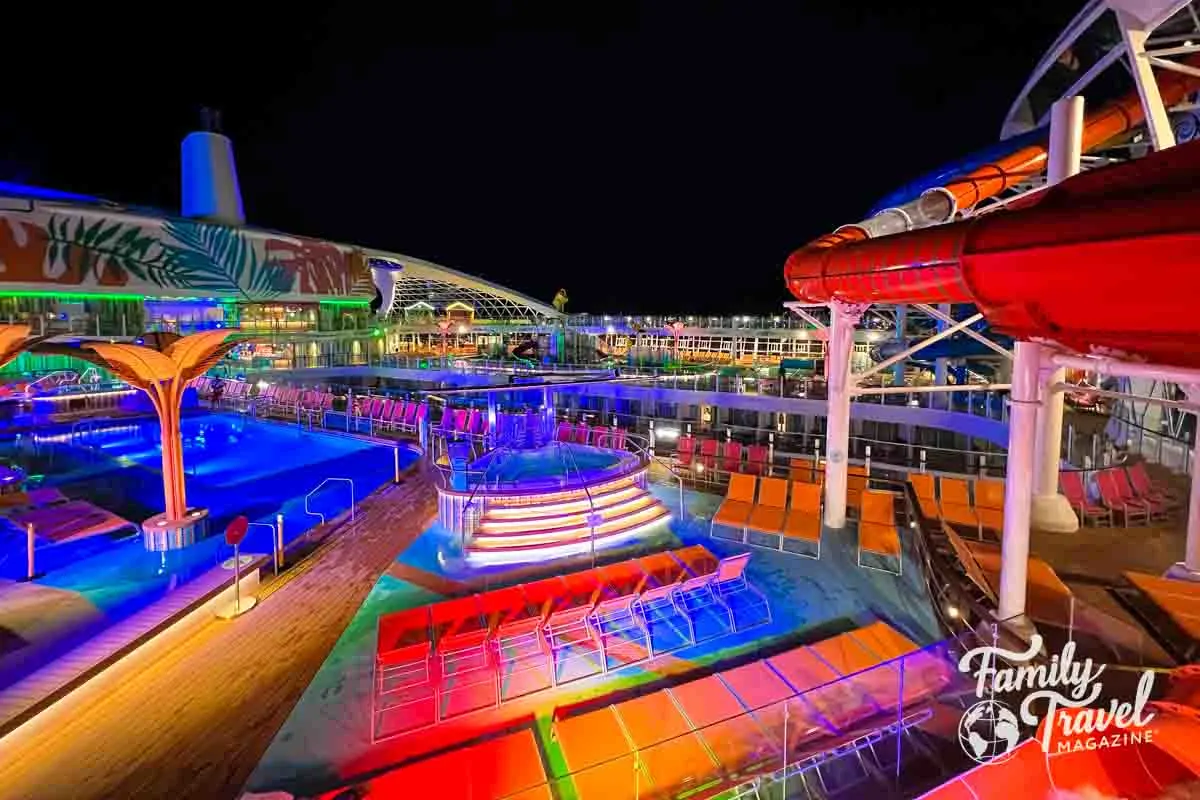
[0, 468, 437, 800]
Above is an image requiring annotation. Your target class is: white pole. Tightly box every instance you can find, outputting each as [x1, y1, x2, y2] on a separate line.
[26, 522, 35, 580]
[998, 341, 1041, 621]
[394, 446, 401, 483]
[823, 301, 865, 529]
[1032, 96, 1084, 534]
[1167, 413, 1200, 580]
[233, 543, 242, 615]
[275, 513, 284, 573]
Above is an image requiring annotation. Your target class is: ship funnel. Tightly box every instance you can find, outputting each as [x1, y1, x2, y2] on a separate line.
[181, 108, 246, 226]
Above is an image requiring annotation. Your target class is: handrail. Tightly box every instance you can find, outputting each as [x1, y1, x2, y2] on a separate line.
[625, 430, 686, 518]
[459, 440, 511, 549]
[557, 440, 598, 567]
[303, 477, 355, 525]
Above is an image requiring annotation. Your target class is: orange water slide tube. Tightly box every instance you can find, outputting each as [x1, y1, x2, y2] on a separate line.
[785, 60, 1200, 369]
[784, 132, 1200, 370]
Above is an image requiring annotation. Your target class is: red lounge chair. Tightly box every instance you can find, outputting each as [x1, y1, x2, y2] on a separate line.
[1059, 471, 1112, 527]
[1096, 469, 1149, 526]
[590, 425, 610, 449]
[431, 596, 490, 673]
[555, 421, 573, 442]
[1128, 461, 1178, 503]
[745, 444, 769, 475]
[676, 435, 695, 468]
[573, 423, 590, 445]
[376, 606, 433, 689]
[1113, 467, 1169, 519]
[609, 428, 627, 451]
[698, 438, 719, 471]
[721, 440, 743, 473]
[1125, 463, 1178, 511]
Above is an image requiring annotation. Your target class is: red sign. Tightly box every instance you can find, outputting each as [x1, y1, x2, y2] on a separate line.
[225, 515, 249, 547]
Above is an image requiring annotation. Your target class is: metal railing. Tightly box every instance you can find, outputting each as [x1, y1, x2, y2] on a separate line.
[624, 430, 686, 518]
[303, 477, 356, 525]
[556, 441, 598, 568]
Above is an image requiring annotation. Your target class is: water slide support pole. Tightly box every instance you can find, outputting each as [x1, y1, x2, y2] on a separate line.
[1032, 96, 1084, 533]
[998, 341, 1041, 621]
[823, 301, 867, 529]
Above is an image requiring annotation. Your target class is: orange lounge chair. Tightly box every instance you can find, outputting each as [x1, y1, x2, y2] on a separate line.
[847, 464, 869, 512]
[789, 456, 817, 483]
[975, 478, 1005, 532]
[908, 473, 940, 520]
[782, 480, 822, 558]
[939, 477, 981, 537]
[710, 472, 757, 540]
[746, 476, 788, 538]
[859, 490, 902, 575]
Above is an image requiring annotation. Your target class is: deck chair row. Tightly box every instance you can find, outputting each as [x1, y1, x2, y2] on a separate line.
[1071, 464, 1179, 526]
[908, 473, 1004, 538]
[372, 545, 770, 739]
[711, 473, 902, 571]
[676, 436, 771, 475]
[554, 421, 629, 450]
[553, 620, 953, 800]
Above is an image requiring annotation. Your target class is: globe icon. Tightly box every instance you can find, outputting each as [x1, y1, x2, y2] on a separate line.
[958, 700, 1021, 764]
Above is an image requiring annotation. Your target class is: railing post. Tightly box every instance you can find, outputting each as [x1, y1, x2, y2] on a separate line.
[26, 522, 35, 580]
[275, 513, 284, 573]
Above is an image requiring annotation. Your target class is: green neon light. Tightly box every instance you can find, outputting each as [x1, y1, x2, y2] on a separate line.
[0, 290, 146, 301]
[319, 299, 371, 306]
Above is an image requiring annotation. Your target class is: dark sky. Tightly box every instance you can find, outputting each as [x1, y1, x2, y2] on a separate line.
[2, 2, 1078, 314]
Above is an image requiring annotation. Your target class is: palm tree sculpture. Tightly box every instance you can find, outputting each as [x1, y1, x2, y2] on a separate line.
[0, 324, 35, 370]
[51, 330, 243, 520]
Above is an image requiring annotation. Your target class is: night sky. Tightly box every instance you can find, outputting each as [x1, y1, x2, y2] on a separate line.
[3, 2, 1078, 314]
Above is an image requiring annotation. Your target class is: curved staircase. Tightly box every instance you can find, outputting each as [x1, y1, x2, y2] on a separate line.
[466, 474, 670, 560]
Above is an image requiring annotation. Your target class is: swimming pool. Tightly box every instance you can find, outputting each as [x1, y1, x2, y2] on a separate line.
[0, 413, 415, 691]
[469, 442, 636, 491]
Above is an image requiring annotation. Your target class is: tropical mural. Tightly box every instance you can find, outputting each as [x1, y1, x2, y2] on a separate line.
[0, 205, 373, 301]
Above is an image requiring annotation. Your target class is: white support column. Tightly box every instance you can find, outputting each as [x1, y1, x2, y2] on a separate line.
[823, 301, 868, 529]
[1168, 385, 1200, 581]
[1177, 441, 1200, 576]
[999, 341, 1042, 621]
[1116, 8, 1178, 152]
[1032, 96, 1084, 534]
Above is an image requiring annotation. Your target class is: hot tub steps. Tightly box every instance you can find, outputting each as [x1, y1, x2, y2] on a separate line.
[467, 486, 670, 556]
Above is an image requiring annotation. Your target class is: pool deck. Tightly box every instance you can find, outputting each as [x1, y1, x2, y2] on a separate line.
[0, 466, 437, 800]
[0, 555, 265, 736]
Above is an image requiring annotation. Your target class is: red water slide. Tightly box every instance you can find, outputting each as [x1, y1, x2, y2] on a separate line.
[785, 67, 1200, 370]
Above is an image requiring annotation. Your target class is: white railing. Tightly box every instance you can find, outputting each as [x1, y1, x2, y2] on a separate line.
[303, 477, 356, 525]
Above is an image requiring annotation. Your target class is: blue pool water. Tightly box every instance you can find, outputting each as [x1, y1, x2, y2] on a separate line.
[0, 413, 415, 690]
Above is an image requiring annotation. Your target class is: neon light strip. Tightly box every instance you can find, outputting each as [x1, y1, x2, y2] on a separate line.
[0, 290, 147, 301]
[465, 516, 670, 566]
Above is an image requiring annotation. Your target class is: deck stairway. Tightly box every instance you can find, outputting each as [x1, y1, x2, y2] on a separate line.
[467, 474, 669, 556]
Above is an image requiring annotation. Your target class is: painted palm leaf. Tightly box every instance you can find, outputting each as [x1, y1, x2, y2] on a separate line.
[162, 220, 292, 300]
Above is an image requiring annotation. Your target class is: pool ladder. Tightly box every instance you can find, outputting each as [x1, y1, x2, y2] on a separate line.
[303, 477, 356, 525]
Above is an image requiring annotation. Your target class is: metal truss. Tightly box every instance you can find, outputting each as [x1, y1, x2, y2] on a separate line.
[367, 252, 559, 322]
